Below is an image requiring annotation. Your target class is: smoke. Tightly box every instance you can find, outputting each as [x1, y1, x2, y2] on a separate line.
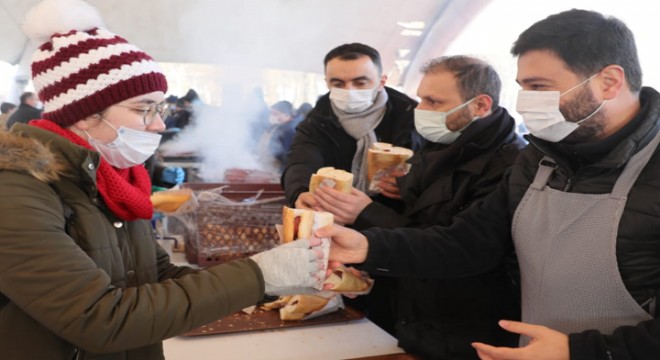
[158, 88, 272, 182]
[154, 0, 339, 182]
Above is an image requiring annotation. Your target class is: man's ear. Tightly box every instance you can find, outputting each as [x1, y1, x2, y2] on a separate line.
[598, 65, 625, 100]
[378, 74, 387, 90]
[472, 95, 493, 117]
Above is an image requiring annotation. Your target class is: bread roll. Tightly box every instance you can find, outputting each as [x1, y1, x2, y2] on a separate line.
[367, 142, 413, 182]
[282, 207, 314, 243]
[279, 295, 330, 320]
[309, 167, 353, 194]
[282, 206, 334, 243]
[324, 266, 369, 292]
[150, 189, 193, 213]
[261, 296, 292, 310]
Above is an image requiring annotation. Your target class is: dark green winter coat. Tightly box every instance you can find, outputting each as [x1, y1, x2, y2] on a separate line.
[0, 124, 264, 359]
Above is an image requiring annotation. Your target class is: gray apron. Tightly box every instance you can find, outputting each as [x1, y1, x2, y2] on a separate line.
[511, 133, 660, 344]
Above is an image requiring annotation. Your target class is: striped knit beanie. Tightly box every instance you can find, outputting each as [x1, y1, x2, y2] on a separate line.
[23, 0, 167, 127]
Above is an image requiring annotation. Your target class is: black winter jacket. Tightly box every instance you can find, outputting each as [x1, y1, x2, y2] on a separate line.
[281, 86, 422, 209]
[353, 107, 525, 359]
[6, 103, 42, 129]
[281, 86, 421, 334]
[360, 87, 660, 359]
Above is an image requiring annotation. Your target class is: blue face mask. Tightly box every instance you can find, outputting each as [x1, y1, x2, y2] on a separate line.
[86, 119, 161, 168]
[414, 98, 476, 144]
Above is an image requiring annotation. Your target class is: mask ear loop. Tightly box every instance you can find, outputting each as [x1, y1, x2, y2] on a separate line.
[449, 97, 478, 133]
[576, 100, 608, 125]
[560, 73, 599, 97]
[559, 72, 606, 125]
[85, 113, 119, 143]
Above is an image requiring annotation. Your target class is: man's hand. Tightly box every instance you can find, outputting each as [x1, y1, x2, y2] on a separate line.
[295, 191, 322, 211]
[472, 320, 569, 360]
[376, 170, 406, 199]
[313, 187, 372, 225]
[315, 224, 368, 265]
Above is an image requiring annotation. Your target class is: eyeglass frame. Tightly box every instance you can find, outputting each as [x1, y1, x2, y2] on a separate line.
[114, 102, 170, 126]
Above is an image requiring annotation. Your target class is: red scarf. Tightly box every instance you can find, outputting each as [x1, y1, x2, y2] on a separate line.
[31, 120, 154, 221]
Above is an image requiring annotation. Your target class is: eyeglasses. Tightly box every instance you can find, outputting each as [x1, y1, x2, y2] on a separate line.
[115, 102, 170, 126]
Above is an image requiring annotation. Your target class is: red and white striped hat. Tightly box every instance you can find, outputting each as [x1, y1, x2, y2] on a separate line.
[24, 0, 167, 127]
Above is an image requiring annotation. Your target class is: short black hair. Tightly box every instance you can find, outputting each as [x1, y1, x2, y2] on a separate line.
[1, 102, 16, 114]
[271, 100, 294, 118]
[19, 92, 35, 104]
[182, 89, 199, 102]
[511, 9, 642, 92]
[421, 56, 501, 108]
[323, 43, 382, 74]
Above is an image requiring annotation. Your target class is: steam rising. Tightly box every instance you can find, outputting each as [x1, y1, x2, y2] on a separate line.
[158, 97, 269, 182]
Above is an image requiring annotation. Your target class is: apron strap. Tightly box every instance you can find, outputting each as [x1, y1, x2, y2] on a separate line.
[530, 156, 557, 190]
[611, 130, 660, 197]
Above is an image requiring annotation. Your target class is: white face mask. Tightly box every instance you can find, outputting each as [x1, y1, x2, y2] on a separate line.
[268, 115, 280, 125]
[516, 73, 605, 142]
[414, 98, 476, 144]
[268, 114, 290, 125]
[86, 119, 162, 168]
[329, 87, 378, 113]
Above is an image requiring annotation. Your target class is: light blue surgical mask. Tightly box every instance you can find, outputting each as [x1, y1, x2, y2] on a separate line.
[85, 118, 162, 168]
[414, 98, 476, 144]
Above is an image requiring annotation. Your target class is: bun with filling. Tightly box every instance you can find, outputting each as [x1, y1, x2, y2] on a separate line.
[282, 206, 334, 243]
[309, 167, 353, 194]
[367, 142, 413, 182]
[150, 188, 193, 213]
[261, 296, 292, 310]
[324, 266, 369, 292]
[279, 295, 330, 320]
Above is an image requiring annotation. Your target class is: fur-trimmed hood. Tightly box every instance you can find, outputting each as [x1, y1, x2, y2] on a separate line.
[0, 129, 63, 183]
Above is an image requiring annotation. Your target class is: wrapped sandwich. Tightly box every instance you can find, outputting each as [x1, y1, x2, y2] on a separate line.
[261, 294, 341, 321]
[367, 142, 413, 182]
[367, 142, 413, 192]
[324, 266, 370, 293]
[309, 167, 353, 194]
[282, 206, 334, 243]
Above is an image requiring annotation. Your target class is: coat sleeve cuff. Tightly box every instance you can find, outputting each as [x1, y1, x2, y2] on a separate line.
[353, 202, 410, 231]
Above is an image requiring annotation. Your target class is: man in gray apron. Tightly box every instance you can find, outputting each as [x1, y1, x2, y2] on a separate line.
[320, 9, 660, 360]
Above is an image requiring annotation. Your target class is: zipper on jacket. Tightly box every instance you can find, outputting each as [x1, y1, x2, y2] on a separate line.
[563, 177, 574, 192]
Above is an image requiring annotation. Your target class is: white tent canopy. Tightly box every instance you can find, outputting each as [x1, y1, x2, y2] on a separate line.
[0, 0, 490, 100]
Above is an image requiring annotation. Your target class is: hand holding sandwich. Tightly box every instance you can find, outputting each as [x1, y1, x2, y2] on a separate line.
[375, 169, 406, 200]
[313, 187, 372, 225]
[295, 191, 322, 211]
[315, 224, 368, 265]
[296, 166, 355, 211]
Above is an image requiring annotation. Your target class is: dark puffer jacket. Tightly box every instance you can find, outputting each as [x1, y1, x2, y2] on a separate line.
[360, 87, 660, 359]
[0, 124, 264, 360]
[353, 107, 525, 359]
[281, 86, 422, 333]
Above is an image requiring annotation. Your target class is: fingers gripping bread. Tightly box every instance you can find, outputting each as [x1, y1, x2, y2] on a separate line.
[309, 167, 353, 194]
